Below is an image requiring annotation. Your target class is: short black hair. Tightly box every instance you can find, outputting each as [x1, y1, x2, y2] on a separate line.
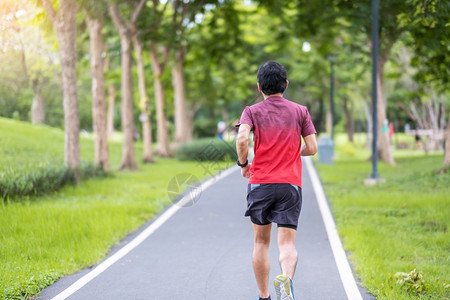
[257, 61, 287, 95]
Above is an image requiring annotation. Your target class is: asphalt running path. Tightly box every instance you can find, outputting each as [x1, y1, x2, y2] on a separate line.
[39, 158, 375, 300]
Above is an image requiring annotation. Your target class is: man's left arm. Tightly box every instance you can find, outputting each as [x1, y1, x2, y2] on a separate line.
[301, 134, 318, 156]
[236, 124, 251, 178]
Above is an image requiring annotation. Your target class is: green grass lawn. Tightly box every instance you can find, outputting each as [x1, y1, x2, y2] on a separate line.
[0, 117, 123, 169]
[0, 117, 125, 200]
[0, 118, 229, 299]
[316, 134, 450, 299]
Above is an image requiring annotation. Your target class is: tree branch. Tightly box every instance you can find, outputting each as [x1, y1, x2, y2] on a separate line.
[410, 101, 425, 129]
[182, 2, 189, 20]
[397, 102, 419, 125]
[149, 41, 162, 75]
[172, 0, 180, 29]
[131, 0, 147, 24]
[133, 34, 143, 55]
[161, 1, 169, 16]
[41, 0, 59, 26]
[160, 44, 171, 71]
[108, 4, 128, 33]
[148, 1, 169, 37]
[178, 2, 189, 34]
[189, 0, 206, 23]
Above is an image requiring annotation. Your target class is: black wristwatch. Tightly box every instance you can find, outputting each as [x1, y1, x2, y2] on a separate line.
[237, 159, 248, 168]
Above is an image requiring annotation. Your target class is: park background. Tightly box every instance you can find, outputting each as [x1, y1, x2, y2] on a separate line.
[0, 0, 449, 299]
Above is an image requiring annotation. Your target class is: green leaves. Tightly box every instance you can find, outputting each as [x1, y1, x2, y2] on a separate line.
[394, 269, 427, 295]
[396, 0, 450, 92]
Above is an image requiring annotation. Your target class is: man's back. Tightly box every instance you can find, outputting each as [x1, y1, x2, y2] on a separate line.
[238, 96, 316, 187]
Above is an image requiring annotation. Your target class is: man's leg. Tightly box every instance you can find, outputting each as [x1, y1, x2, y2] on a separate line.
[252, 223, 272, 298]
[277, 227, 298, 279]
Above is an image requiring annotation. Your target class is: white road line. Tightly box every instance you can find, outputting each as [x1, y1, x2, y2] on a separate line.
[50, 166, 238, 300]
[304, 157, 363, 300]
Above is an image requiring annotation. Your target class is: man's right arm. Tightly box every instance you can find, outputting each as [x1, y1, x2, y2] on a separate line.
[301, 134, 318, 156]
[236, 124, 251, 178]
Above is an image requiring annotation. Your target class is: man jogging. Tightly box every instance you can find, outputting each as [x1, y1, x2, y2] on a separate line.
[235, 61, 317, 300]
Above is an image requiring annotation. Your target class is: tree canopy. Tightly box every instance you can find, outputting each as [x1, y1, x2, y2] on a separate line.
[0, 0, 448, 168]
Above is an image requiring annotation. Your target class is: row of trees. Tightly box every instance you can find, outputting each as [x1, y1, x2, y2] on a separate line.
[39, 0, 215, 175]
[0, 0, 449, 176]
[293, 0, 449, 169]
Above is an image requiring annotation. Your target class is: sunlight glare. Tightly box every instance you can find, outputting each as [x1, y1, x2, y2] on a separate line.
[302, 41, 311, 52]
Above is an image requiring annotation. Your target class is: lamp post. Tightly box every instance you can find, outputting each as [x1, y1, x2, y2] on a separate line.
[370, 0, 380, 180]
[328, 55, 335, 140]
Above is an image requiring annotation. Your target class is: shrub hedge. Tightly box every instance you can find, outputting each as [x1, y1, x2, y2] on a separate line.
[193, 119, 217, 138]
[175, 138, 237, 161]
[0, 162, 107, 201]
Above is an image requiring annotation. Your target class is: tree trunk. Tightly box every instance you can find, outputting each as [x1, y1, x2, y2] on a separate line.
[186, 108, 194, 143]
[363, 100, 372, 150]
[24, 53, 45, 125]
[47, 0, 80, 179]
[185, 102, 200, 143]
[118, 34, 137, 169]
[108, 4, 137, 170]
[439, 120, 450, 174]
[86, 14, 109, 170]
[107, 83, 115, 137]
[149, 42, 170, 157]
[172, 48, 189, 148]
[311, 97, 324, 135]
[153, 73, 170, 157]
[31, 90, 45, 125]
[133, 37, 153, 163]
[427, 97, 444, 151]
[342, 95, 354, 142]
[42, 0, 80, 179]
[439, 102, 446, 131]
[104, 55, 115, 138]
[376, 56, 395, 165]
[142, 119, 153, 161]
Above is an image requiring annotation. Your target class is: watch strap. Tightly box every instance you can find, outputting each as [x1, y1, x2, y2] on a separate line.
[237, 159, 248, 168]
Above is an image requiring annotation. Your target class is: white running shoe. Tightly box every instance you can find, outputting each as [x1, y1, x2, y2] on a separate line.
[274, 273, 295, 300]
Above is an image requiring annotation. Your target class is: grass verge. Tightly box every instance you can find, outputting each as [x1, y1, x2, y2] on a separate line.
[0, 117, 122, 200]
[316, 135, 449, 299]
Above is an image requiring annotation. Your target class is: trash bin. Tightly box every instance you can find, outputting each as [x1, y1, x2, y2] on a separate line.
[317, 137, 334, 164]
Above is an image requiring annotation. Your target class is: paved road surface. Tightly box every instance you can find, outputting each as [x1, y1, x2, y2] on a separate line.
[39, 159, 374, 300]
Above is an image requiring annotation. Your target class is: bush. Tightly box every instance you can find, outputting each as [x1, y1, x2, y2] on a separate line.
[175, 138, 237, 162]
[394, 269, 427, 295]
[340, 141, 357, 157]
[0, 162, 107, 201]
[193, 118, 217, 138]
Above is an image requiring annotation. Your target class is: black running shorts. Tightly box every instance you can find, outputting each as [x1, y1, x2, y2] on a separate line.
[245, 183, 302, 230]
